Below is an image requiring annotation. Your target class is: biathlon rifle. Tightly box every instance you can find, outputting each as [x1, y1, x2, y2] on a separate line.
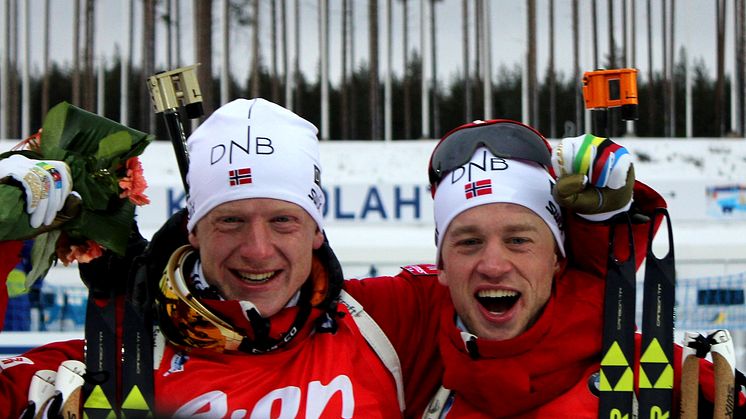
[147, 64, 204, 192]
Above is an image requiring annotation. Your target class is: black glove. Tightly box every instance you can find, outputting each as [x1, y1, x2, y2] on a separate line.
[78, 219, 148, 299]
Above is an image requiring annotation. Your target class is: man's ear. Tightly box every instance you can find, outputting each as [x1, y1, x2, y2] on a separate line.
[437, 269, 448, 286]
[553, 248, 564, 275]
[188, 230, 199, 249]
[313, 229, 324, 250]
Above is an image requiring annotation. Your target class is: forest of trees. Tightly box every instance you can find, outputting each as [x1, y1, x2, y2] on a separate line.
[5, 50, 740, 141]
[2, 0, 745, 141]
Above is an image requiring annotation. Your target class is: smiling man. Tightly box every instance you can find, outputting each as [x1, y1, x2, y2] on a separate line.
[417, 120, 745, 418]
[438, 202, 559, 342]
[432, 145, 566, 343]
[188, 198, 323, 316]
[0, 98, 403, 418]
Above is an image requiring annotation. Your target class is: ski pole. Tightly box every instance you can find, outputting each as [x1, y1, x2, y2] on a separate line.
[679, 332, 702, 419]
[19, 369, 56, 419]
[710, 329, 736, 419]
[54, 360, 86, 417]
[679, 330, 734, 419]
[20, 361, 85, 419]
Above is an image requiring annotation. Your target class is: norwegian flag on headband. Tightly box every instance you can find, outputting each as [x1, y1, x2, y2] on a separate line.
[464, 179, 492, 199]
[229, 167, 253, 186]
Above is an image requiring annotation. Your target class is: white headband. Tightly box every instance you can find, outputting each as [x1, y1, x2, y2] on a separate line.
[433, 147, 565, 264]
[186, 98, 325, 232]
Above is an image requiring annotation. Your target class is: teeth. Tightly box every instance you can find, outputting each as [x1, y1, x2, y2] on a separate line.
[477, 289, 518, 298]
[239, 271, 275, 282]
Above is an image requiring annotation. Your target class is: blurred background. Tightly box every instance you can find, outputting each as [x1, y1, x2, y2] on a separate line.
[1, 0, 746, 141]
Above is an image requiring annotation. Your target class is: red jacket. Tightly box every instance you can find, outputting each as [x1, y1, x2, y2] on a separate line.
[428, 268, 730, 418]
[0, 302, 401, 418]
[0, 237, 402, 417]
[3, 182, 736, 417]
[345, 182, 741, 417]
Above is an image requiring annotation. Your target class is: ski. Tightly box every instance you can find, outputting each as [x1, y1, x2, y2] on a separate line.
[598, 213, 637, 419]
[638, 208, 676, 419]
[120, 295, 156, 417]
[82, 295, 120, 418]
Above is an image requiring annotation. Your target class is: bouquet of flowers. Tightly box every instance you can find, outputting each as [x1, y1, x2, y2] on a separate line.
[0, 102, 154, 285]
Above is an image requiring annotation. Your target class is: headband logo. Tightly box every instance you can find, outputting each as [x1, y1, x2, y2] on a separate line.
[464, 179, 492, 199]
[450, 150, 509, 184]
[228, 168, 253, 186]
[308, 188, 323, 210]
[308, 165, 324, 210]
[313, 165, 321, 187]
[546, 201, 564, 231]
[210, 132, 275, 166]
[187, 199, 195, 216]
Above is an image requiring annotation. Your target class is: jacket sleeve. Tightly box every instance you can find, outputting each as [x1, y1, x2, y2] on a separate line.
[343, 268, 448, 418]
[0, 339, 85, 417]
[564, 180, 667, 280]
[0, 240, 24, 332]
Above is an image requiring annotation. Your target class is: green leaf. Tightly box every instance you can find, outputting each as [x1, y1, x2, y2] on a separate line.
[27, 230, 62, 288]
[95, 131, 133, 168]
[0, 185, 36, 240]
[64, 201, 136, 255]
[54, 104, 153, 157]
[66, 158, 118, 211]
[39, 102, 70, 160]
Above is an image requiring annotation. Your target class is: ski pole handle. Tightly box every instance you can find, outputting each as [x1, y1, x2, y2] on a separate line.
[19, 369, 57, 419]
[680, 332, 701, 419]
[147, 64, 204, 194]
[710, 330, 736, 419]
[52, 360, 84, 418]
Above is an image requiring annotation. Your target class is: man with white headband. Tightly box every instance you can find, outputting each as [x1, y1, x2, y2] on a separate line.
[432, 146, 566, 342]
[414, 120, 745, 417]
[343, 120, 677, 417]
[0, 99, 403, 417]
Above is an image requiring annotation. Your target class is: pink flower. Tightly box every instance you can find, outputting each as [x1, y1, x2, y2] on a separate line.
[119, 157, 150, 206]
[56, 236, 104, 266]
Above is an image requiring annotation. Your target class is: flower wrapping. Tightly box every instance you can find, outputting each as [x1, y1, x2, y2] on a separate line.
[0, 102, 154, 285]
